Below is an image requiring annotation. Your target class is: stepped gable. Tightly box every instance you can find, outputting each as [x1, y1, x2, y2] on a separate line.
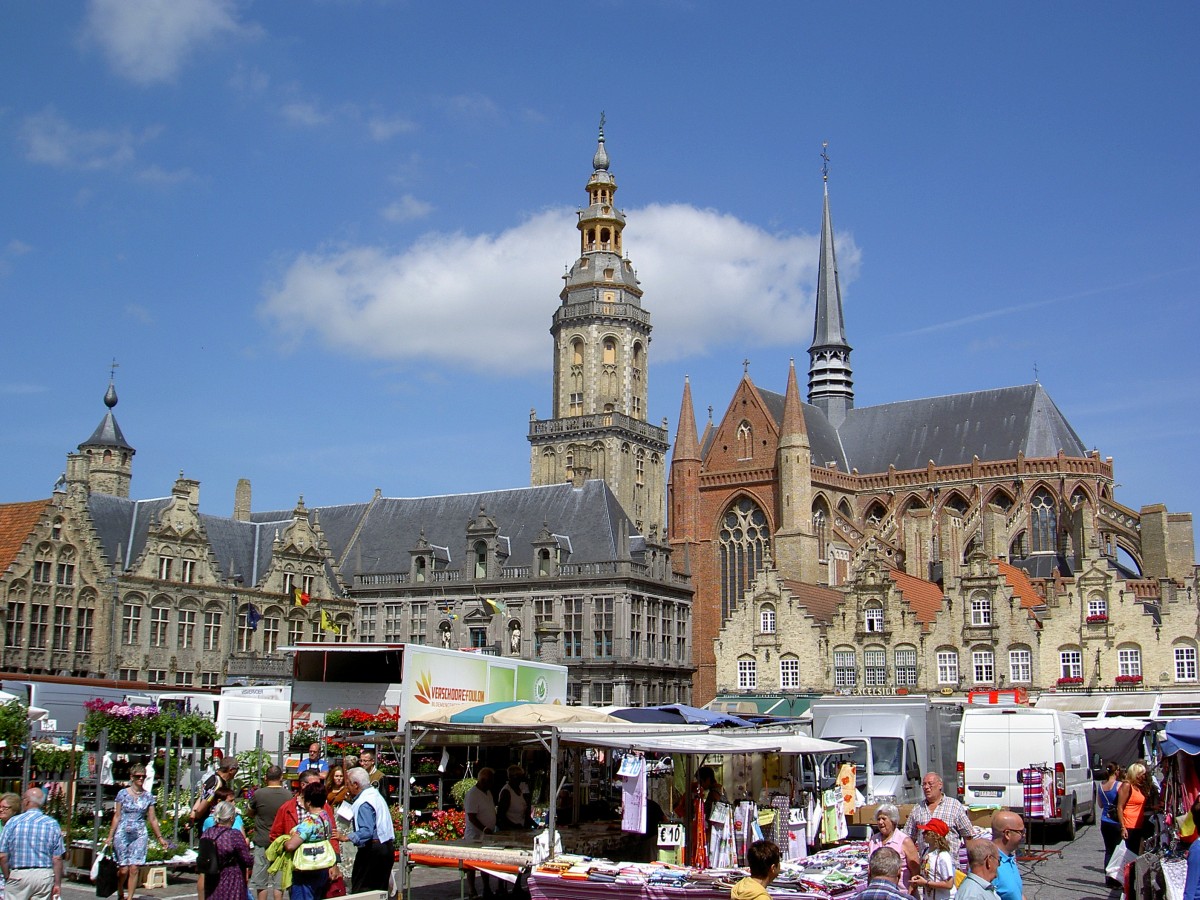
[0, 500, 49, 574]
[888, 568, 945, 631]
[780, 579, 844, 625]
[836, 383, 1089, 475]
[323, 480, 634, 579]
[995, 558, 1045, 612]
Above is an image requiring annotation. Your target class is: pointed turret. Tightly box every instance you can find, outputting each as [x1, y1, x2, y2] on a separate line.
[668, 377, 701, 547]
[807, 150, 854, 429]
[776, 359, 820, 580]
[75, 379, 135, 497]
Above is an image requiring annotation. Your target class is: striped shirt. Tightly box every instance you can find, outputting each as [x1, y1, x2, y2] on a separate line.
[0, 809, 65, 869]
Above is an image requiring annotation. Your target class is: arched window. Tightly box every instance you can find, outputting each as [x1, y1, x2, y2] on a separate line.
[943, 492, 970, 516]
[779, 654, 800, 689]
[972, 647, 995, 683]
[1087, 595, 1108, 621]
[1175, 642, 1198, 683]
[1059, 646, 1083, 681]
[1009, 646, 1032, 683]
[864, 602, 884, 633]
[894, 646, 917, 687]
[1117, 644, 1142, 681]
[833, 648, 857, 687]
[413, 557, 426, 583]
[970, 594, 992, 626]
[473, 541, 488, 579]
[865, 501, 886, 527]
[737, 656, 757, 690]
[864, 647, 886, 686]
[537, 548, 553, 577]
[718, 498, 770, 621]
[603, 338, 616, 365]
[936, 649, 959, 685]
[1031, 489, 1057, 553]
[737, 421, 753, 460]
[759, 603, 776, 634]
[571, 340, 584, 366]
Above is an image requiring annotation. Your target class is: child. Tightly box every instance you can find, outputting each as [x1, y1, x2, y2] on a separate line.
[910, 818, 956, 899]
[732, 839, 781, 900]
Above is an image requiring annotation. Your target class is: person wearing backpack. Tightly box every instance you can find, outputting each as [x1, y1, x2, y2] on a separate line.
[197, 802, 252, 900]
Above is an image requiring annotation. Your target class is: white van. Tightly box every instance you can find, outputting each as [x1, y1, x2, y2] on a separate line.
[956, 706, 1094, 838]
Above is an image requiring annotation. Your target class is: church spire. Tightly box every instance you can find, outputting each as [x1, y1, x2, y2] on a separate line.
[807, 143, 854, 428]
[672, 376, 700, 463]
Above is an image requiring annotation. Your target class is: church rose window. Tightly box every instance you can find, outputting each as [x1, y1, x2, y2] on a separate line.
[718, 498, 770, 621]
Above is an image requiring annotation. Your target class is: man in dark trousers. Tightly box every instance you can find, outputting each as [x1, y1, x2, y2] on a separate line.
[342, 767, 395, 893]
[248, 766, 291, 900]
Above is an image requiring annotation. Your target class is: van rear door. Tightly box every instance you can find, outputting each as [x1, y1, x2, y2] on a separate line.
[961, 710, 1055, 809]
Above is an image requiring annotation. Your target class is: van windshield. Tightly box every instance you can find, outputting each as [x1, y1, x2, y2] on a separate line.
[872, 738, 903, 776]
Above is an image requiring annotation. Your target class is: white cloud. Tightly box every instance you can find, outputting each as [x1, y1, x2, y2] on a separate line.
[260, 205, 860, 374]
[438, 92, 500, 122]
[381, 195, 434, 223]
[368, 115, 418, 141]
[280, 101, 330, 127]
[82, 0, 254, 86]
[19, 107, 149, 171]
[5, 240, 32, 258]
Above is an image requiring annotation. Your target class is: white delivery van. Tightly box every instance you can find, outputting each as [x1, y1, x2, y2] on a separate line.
[956, 706, 1094, 838]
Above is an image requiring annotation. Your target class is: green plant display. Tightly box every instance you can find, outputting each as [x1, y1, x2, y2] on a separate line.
[450, 776, 476, 808]
[82, 699, 218, 745]
[0, 699, 29, 758]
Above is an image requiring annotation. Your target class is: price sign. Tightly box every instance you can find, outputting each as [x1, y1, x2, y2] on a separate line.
[788, 807, 805, 825]
[657, 823, 685, 847]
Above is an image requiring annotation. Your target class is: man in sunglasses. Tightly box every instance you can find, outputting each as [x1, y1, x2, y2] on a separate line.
[954, 839, 1001, 900]
[991, 810, 1026, 900]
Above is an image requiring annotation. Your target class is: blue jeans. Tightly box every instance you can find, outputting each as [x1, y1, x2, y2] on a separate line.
[290, 870, 329, 900]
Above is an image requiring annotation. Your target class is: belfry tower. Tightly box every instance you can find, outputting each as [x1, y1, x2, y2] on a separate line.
[529, 117, 669, 533]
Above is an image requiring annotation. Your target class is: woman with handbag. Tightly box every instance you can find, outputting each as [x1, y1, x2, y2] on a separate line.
[198, 801, 253, 900]
[1098, 764, 1124, 887]
[107, 765, 167, 900]
[1116, 762, 1159, 855]
[285, 781, 337, 900]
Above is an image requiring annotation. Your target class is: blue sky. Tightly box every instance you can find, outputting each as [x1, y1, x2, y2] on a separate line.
[2, 2, 1197, 554]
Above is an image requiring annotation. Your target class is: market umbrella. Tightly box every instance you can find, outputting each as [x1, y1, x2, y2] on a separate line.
[406, 701, 478, 724]
[1161, 718, 1200, 756]
[447, 700, 532, 724]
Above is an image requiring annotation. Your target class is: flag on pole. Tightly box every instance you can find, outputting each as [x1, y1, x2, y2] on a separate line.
[293, 587, 310, 607]
[485, 598, 508, 616]
[320, 609, 340, 635]
[247, 603, 263, 632]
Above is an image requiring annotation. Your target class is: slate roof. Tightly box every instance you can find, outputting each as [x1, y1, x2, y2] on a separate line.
[754, 390, 849, 470]
[836, 383, 1087, 473]
[81, 411, 133, 451]
[0, 500, 48, 575]
[82, 480, 639, 589]
[319, 480, 634, 577]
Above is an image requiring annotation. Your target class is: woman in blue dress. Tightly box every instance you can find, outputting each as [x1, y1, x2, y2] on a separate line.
[107, 765, 166, 900]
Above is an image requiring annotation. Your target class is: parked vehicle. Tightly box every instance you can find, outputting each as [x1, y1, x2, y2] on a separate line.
[0, 674, 154, 735]
[957, 706, 1094, 838]
[810, 696, 963, 804]
[157, 685, 291, 754]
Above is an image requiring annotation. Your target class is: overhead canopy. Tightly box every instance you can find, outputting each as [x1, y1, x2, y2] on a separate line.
[485, 704, 620, 725]
[610, 703, 755, 727]
[1083, 719, 1154, 768]
[1161, 719, 1200, 757]
[555, 726, 851, 755]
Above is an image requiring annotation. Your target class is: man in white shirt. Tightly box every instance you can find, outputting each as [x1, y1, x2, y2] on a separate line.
[343, 768, 395, 894]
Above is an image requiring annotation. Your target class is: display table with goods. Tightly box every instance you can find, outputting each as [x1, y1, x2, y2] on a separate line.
[528, 842, 870, 900]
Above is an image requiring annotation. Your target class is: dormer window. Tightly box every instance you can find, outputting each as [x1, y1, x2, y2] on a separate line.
[474, 541, 488, 579]
[537, 548, 553, 577]
[759, 604, 776, 634]
[414, 557, 427, 583]
[864, 604, 884, 633]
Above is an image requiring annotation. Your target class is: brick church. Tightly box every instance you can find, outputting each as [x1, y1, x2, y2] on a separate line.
[667, 168, 1197, 707]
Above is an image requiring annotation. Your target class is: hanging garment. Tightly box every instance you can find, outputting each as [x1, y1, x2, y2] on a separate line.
[837, 764, 857, 816]
[707, 802, 735, 868]
[620, 758, 647, 833]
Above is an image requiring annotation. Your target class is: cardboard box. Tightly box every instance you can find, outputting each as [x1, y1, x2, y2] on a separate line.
[968, 807, 996, 829]
[852, 803, 914, 826]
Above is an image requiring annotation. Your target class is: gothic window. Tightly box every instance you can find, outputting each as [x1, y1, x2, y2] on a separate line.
[973, 649, 995, 683]
[32, 560, 51, 584]
[603, 338, 616, 366]
[7, 602, 25, 647]
[474, 541, 488, 579]
[936, 650, 959, 685]
[237, 610, 254, 652]
[837, 499, 854, 520]
[632, 343, 643, 380]
[28, 603, 48, 649]
[737, 422, 753, 460]
[864, 648, 886, 686]
[834, 649, 856, 687]
[1009, 647, 1032, 683]
[1070, 487, 1090, 509]
[541, 449, 556, 483]
[52, 606, 71, 651]
[1059, 647, 1083, 680]
[1010, 531, 1028, 558]
[1118, 645, 1142, 678]
[302, 574, 315, 596]
[75, 607, 94, 652]
[738, 657, 757, 690]
[179, 605, 198, 648]
[1031, 489, 1057, 553]
[865, 501, 886, 527]
[288, 616, 305, 647]
[571, 340, 584, 366]
[56, 561, 75, 586]
[970, 595, 992, 626]
[864, 603, 884, 633]
[282, 572, 295, 595]
[1176, 644, 1198, 683]
[635, 449, 645, 486]
[780, 655, 800, 689]
[759, 604, 776, 634]
[944, 492, 970, 516]
[564, 596, 583, 658]
[718, 498, 771, 621]
[895, 647, 917, 686]
[988, 489, 1014, 513]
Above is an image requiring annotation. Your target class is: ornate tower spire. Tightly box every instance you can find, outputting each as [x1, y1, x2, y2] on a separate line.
[74, 373, 135, 497]
[807, 143, 854, 428]
[529, 118, 669, 533]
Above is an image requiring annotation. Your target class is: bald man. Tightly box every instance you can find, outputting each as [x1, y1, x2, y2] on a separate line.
[991, 810, 1026, 900]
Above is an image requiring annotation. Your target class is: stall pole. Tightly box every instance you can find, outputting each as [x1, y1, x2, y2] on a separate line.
[547, 727, 558, 860]
[92, 728, 108, 847]
[401, 721, 413, 900]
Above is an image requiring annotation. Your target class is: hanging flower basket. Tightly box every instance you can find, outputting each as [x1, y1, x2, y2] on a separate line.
[1086, 614, 1109, 624]
[1116, 674, 1143, 685]
[1056, 676, 1084, 686]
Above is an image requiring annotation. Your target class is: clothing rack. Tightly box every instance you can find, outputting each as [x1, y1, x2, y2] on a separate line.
[1016, 763, 1063, 861]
